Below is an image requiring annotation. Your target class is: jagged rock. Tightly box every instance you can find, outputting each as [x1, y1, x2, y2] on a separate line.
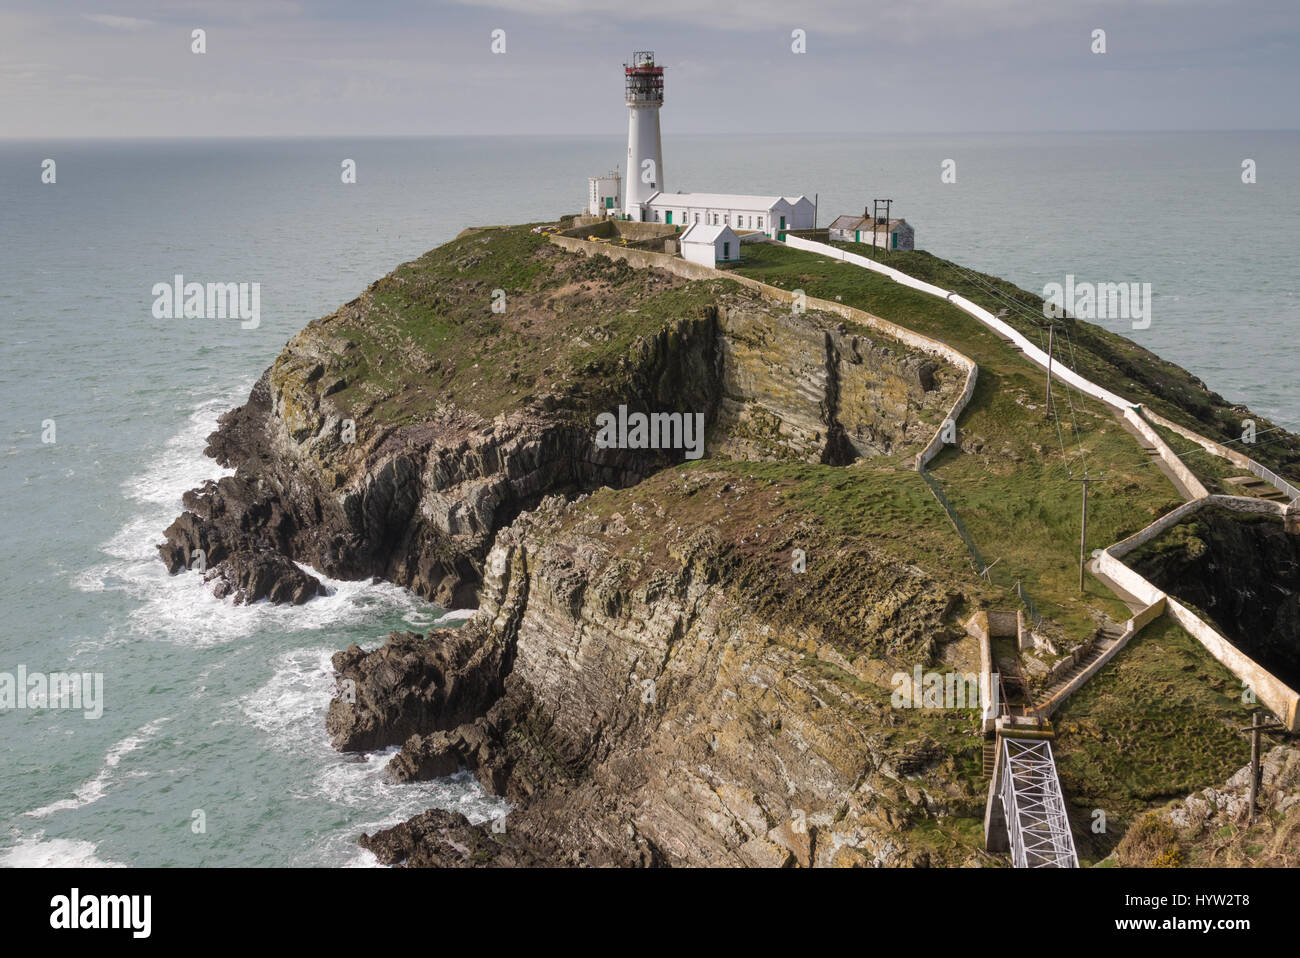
[325, 629, 507, 752]
[359, 809, 547, 868]
[204, 550, 320, 605]
[339, 478, 986, 867]
[386, 730, 463, 783]
[157, 232, 960, 610]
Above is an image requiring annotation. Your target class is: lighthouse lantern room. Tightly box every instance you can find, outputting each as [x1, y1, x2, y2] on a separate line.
[623, 51, 665, 218]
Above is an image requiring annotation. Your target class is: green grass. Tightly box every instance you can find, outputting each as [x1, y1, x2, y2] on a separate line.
[731, 241, 1176, 640]
[319, 227, 730, 423]
[1151, 423, 1246, 495]
[1052, 615, 1254, 863]
[824, 241, 1300, 484]
[574, 457, 980, 595]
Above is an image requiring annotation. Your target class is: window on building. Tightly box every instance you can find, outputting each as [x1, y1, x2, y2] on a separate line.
[723, 241, 731, 259]
[757, 217, 764, 229]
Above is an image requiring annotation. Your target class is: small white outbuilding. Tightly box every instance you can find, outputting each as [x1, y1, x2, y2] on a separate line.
[587, 172, 623, 216]
[679, 223, 740, 268]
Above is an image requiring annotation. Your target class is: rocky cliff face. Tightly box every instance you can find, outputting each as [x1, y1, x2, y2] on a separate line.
[712, 304, 947, 464]
[158, 229, 958, 611]
[155, 226, 995, 867]
[338, 472, 989, 867]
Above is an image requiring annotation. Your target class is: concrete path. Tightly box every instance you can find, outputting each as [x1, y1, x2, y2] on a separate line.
[1114, 411, 1201, 502]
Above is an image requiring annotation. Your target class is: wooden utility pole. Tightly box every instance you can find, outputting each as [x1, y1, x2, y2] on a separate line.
[1069, 476, 1101, 592]
[871, 198, 893, 258]
[1238, 710, 1286, 824]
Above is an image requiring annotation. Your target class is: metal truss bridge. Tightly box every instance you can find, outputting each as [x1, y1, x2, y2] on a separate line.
[984, 730, 1079, 868]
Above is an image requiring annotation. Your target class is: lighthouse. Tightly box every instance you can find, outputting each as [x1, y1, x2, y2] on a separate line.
[623, 51, 664, 218]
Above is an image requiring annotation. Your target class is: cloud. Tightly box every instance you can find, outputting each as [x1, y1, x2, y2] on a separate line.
[82, 13, 156, 30]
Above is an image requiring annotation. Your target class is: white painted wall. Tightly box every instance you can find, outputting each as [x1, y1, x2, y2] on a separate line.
[645, 195, 815, 237]
[624, 105, 664, 216]
[649, 202, 773, 232]
[680, 225, 740, 268]
[587, 175, 621, 216]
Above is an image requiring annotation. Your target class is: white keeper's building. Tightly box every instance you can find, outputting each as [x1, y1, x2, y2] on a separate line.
[644, 191, 814, 239]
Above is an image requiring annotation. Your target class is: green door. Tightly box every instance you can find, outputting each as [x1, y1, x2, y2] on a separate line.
[892, 231, 898, 249]
[855, 230, 860, 242]
[665, 211, 672, 224]
[605, 197, 613, 209]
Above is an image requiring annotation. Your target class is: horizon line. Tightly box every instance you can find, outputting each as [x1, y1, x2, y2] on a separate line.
[3, 128, 1299, 142]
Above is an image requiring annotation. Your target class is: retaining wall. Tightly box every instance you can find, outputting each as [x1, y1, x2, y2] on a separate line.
[1107, 493, 1283, 560]
[782, 235, 1300, 504]
[1145, 407, 1300, 503]
[1164, 597, 1299, 730]
[1031, 598, 1166, 720]
[966, 612, 998, 733]
[1097, 495, 1298, 730]
[1123, 407, 1210, 500]
[783, 235, 1300, 728]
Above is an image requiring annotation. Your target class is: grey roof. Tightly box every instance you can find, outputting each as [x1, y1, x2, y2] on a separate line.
[831, 215, 907, 231]
[647, 191, 788, 210]
[680, 223, 738, 244]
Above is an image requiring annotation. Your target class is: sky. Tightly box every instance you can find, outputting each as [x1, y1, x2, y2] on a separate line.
[1, 0, 1298, 137]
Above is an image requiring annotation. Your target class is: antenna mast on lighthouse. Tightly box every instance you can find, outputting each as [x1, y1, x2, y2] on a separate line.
[623, 51, 664, 219]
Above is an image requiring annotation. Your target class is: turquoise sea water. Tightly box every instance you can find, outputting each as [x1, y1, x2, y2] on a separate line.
[1, 133, 1296, 866]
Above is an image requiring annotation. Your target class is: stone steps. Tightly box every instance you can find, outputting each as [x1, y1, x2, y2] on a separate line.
[1225, 475, 1289, 502]
[1034, 631, 1123, 710]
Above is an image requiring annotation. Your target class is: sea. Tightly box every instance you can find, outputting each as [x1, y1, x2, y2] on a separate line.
[1, 132, 1297, 866]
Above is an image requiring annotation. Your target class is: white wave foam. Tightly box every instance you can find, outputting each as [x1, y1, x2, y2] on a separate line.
[74, 390, 240, 600]
[433, 608, 478, 625]
[74, 386, 447, 647]
[309, 754, 511, 868]
[240, 647, 337, 741]
[241, 646, 511, 867]
[25, 718, 170, 819]
[0, 833, 125, 868]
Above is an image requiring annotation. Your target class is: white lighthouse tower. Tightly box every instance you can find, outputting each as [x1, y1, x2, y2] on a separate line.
[623, 51, 664, 219]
